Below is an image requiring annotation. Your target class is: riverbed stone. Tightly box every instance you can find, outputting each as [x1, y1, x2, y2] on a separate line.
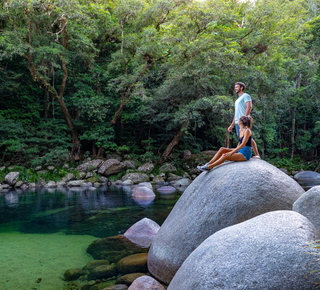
[148, 159, 305, 285]
[123, 179, 133, 186]
[121, 173, 149, 184]
[168, 211, 320, 290]
[64, 268, 86, 281]
[128, 276, 165, 290]
[152, 175, 165, 184]
[87, 235, 148, 261]
[29, 182, 36, 187]
[123, 160, 136, 169]
[87, 263, 117, 280]
[293, 185, 320, 232]
[156, 186, 176, 194]
[14, 180, 24, 188]
[136, 182, 153, 190]
[98, 159, 127, 177]
[132, 186, 155, 200]
[167, 173, 182, 183]
[63, 173, 75, 182]
[68, 180, 85, 187]
[4, 171, 19, 186]
[117, 253, 148, 274]
[101, 285, 128, 290]
[123, 218, 160, 248]
[116, 273, 146, 286]
[45, 181, 56, 188]
[75, 159, 103, 172]
[171, 178, 190, 189]
[294, 170, 320, 187]
[83, 260, 110, 272]
[137, 163, 154, 173]
[1, 184, 10, 189]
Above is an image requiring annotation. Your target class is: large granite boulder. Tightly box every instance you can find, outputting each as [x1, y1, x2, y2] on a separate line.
[98, 159, 127, 177]
[4, 172, 20, 186]
[123, 218, 160, 248]
[148, 159, 305, 285]
[168, 211, 320, 289]
[294, 171, 320, 187]
[132, 186, 155, 199]
[293, 186, 320, 232]
[121, 173, 149, 184]
[75, 159, 103, 172]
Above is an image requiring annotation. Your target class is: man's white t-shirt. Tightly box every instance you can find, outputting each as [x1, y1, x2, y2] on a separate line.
[235, 93, 252, 123]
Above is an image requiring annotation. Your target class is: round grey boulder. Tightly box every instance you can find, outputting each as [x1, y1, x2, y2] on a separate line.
[148, 159, 305, 285]
[128, 276, 165, 290]
[168, 211, 320, 290]
[121, 173, 149, 184]
[137, 163, 154, 173]
[98, 159, 127, 177]
[294, 171, 320, 187]
[75, 159, 103, 172]
[293, 185, 320, 232]
[132, 186, 155, 200]
[4, 172, 19, 186]
[124, 218, 160, 248]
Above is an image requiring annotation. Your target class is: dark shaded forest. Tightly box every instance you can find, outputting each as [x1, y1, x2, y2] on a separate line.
[1, 0, 320, 169]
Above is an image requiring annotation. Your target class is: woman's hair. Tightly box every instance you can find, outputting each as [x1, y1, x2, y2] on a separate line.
[239, 115, 252, 129]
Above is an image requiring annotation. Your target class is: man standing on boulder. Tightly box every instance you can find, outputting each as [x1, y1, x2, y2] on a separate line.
[228, 82, 260, 158]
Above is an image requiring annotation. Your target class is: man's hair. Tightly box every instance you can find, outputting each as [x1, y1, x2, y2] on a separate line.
[235, 82, 246, 91]
[239, 115, 252, 129]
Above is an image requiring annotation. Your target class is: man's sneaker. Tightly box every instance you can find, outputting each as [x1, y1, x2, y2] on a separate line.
[197, 164, 209, 172]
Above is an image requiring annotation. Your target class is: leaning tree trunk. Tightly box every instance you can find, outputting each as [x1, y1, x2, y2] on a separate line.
[160, 120, 189, 163]
[25, 11, 80, 161]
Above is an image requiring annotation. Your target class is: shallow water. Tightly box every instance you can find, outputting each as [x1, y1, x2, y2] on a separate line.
[0, 185, 180, 289]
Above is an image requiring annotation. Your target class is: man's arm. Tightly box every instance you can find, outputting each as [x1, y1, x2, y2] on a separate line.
[228, 116, 235, 132]
[245, 101, 252, 116]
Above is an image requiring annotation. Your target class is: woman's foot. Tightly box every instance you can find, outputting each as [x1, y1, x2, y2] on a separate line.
[252, 155, 261, 159]
[197, 164, 209, 172]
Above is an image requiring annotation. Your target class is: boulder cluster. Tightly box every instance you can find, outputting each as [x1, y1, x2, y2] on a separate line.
[146, 159, 320, 289]
[0, 157, 192, 192]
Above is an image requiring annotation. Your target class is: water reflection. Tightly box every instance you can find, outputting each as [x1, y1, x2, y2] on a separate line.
[0, 186, 180, 238]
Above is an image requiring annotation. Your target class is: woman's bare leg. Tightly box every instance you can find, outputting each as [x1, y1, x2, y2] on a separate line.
[208, 153, 247, 169]
[208, 147, 233, 164]
[251, 139, 260, 159]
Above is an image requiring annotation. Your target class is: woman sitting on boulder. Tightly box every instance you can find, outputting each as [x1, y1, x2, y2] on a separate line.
[197, 115, 253, 171]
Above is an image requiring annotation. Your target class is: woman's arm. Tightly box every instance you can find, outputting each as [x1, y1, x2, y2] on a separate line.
[225, 129, 251, 157]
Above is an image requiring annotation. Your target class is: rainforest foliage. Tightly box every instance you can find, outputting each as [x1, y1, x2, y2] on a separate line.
[1, 0, 320, 167]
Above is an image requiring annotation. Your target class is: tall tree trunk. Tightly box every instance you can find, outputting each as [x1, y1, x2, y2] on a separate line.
[25, 10, 80, 161]
[291, 73, 301, 160]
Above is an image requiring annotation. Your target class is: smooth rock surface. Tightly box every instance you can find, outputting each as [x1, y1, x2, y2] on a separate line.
[128, 276, 165, 290]
[121, 173, 149, 184]
[75, 159, 103, 172]
[99, 159, 127, 177]
[293, 185, 320, 232]
[137, 163, 154, 173]
[168, 211, 320, 290]
[124, 218, 160, 248]
[116, 273, 146, 286]
[294, 171, 320, 187]
[4, 172, 19, 186]
[132, 186, 155, 199]
[117, 253, 148, 274]
[148, 159, 305, 284]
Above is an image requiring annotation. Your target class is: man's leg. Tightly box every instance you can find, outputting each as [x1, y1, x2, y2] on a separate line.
[251, 139, 260, 159]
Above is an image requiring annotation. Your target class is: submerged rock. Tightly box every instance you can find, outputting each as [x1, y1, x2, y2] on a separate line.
[116, 273, 146, 286]
[168, 211, 320, 290]
[87, 263, 117, 280]
[128, 276, 165, 290]
[148, 159, 305, 285]
[63, 268, 86, 281]
[132, 186, 155, 199]
[87, 235, 148, 262]
[117, 253, 148, 274]
[123, 217, 160, 248]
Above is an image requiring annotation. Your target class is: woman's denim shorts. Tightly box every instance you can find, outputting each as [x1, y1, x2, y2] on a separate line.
[237, 146, 252, 160]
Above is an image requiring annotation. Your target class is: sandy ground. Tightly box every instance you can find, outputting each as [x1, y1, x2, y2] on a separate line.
[0, 231, 96, 290]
